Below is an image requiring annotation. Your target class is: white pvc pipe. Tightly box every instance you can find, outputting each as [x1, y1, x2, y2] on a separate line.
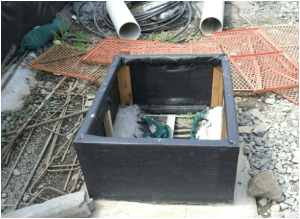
[106, 1, 141, 40]
[200, 1, 224, 36]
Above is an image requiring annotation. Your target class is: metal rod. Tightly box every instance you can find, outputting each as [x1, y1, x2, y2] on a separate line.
[1, 51, 28, 91]
[1, 76, 67, 158]
[26, 187, 66, 207]
[2, 117, 39, 190]
[13, 120, 60, 210]
[63, 155, 78, 191]
[47, 167, 80, 172]
[2, 109, 88, 136]
[48, 74, 103, 119]
[1, 56, 17, 76]
[46, 94, 70, 165]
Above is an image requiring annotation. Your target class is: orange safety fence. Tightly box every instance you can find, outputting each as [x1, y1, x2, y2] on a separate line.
[28, 45, 109, 83]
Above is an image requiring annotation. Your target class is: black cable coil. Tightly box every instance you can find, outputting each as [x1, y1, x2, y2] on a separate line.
[77, 1, 202, 43]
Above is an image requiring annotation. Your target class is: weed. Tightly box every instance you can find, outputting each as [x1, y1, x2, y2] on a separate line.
[148, 31, 178, 42]
[74, 42, 89, 53]
[55, 47, 59, 52]
[76, 32, 90, 41]
[259, 20, 273, 26]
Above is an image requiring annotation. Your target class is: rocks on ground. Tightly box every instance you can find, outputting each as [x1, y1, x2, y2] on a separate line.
[236, 93, 299, 217]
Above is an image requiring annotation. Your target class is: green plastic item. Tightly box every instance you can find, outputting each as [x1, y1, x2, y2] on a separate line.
[17, 10, 72, 55]
[142, 117, 171, 139]
[190, 110, 207, 140]
[17, 21, 60, 55]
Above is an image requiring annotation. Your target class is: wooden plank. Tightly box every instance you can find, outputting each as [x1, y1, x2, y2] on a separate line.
[117, 66, 133, 106]
[221, 100, 228, 139]
[103, 110, 113, 137]
[238, 126, 253, 134]
[174, 134, 190, 139]
[211, 66, 223, 107]
[166, 115, 176, 139]
[174, 129, 190, 133]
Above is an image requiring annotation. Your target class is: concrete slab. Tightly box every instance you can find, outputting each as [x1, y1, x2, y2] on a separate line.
[1, 52, 38, 112]
[89, 140, 257, 218]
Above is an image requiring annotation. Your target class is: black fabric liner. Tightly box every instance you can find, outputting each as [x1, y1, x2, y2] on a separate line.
[1, 1, 68, 68]
[130, 63, 213, 106]
[74, 54, 239, 203]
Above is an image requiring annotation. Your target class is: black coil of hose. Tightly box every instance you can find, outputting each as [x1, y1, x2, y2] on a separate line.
[77, 1, 202, 43]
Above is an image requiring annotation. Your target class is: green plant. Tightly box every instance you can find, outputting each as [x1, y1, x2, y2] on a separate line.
[76, 32, 90, 41]
[55, 47, 59, 52]
[37, 48, 43, 54]
[148, 31, 178, 42]
[74, 42, 89, 53]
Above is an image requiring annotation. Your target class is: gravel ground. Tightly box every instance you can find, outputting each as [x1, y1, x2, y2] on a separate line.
[1, 1, 299, 217]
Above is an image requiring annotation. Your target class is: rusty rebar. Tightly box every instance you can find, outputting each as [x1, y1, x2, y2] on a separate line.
[1, 56, 17, 76]
[63, 155, 78, 191]
[2, 109, 88, 136]
[26, 187, 66, 207]
[1, 76, 67, 158]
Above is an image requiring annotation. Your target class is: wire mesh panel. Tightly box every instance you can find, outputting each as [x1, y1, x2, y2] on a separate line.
[230, 52, 299, 93]
[81, 38, 225, 65]
[28, 45, 109, 83]
[211, 28, 282, 56]
[275, 87, 299, 105]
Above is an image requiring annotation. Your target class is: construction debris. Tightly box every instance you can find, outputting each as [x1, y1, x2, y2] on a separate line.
[2, 191, 94, 218]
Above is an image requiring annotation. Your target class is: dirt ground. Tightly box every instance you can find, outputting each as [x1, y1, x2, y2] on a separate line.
[1, 1, 299, 217]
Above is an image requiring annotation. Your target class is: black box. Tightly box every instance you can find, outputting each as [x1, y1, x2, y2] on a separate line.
[74, 54, 239, 204]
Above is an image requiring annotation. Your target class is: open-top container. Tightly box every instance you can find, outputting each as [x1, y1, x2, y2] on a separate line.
[74, 54, 239, 204]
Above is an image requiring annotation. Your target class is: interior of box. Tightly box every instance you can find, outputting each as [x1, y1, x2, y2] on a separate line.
[87, 62, 228, 140]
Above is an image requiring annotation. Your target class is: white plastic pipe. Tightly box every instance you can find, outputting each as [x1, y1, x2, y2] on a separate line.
[200, 1, 224, 36]
[106, 1, 141, 40]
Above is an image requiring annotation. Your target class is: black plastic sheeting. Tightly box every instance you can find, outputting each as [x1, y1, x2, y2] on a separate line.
[74, 54, 239, 203]
[1, 1, 69, 68]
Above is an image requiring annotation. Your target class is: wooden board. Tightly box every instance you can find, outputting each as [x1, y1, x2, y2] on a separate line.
[211, 66, 223, 107]
[117, 66, 133, 106]
[221, 100, 228, 139]
[103, 110, 113, 137]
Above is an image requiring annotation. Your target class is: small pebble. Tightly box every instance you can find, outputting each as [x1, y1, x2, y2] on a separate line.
[1, 193, 7, 198]
[23, 195, 31, 202]
[13, 169, 20, 176]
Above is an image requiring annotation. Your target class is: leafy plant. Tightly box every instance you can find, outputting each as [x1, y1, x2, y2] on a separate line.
[76, 32, 90, 41]
[55, 47, 59, 52]
[148, 31, 178, 42]
[74, 42, 89, 53]
[185, 112, 195, 124]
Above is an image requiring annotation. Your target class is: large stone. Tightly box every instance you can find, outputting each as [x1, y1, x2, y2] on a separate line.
[253, 121, 270, 135]
[265, 98, 276, 104]
[283, 211, 299, 218]
[247, 171, 282, 200]
[270, 204, 280, 212]
[251, 109, 265, 122]
[2, 191, 94, 218]
[270, 212, 283, 218]
[258, 198, 268, 207]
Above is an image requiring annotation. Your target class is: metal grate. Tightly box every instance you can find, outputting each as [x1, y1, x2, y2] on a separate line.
[81, 38, 224, 65]
[211, 28, 283, 56]
[259, 24, 299, 63]
[274, 87, 299, 105]
[28, 45, 109, 83]
[230, 52, 299, 93]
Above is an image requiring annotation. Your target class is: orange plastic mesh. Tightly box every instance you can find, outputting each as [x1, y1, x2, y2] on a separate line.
[230, 64, 252, 92]
[259, 24, 299, 62]
[28, 45, 109, 83]
[274, 87, 299, 105]
[230, 52, 299, 93]
[211, 28, 282, 56]
[81, 38, 224, 65]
